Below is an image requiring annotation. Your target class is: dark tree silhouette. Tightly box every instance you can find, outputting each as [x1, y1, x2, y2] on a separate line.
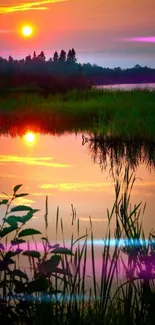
[0, 48, 154, 93]
[53, 51, 59, 63]
[25, 55, 31, 64]
[33, 51, 37, 61]
[8, 56, 13, 63]
[37, 51, 46, 62]
[67, 49, 77, 63]
[59, 50, 66, 62]
[71, 48, 77, 63]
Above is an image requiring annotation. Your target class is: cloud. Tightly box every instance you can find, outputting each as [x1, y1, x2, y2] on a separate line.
[79, 217, 108, 222]
[0, 155, 72, 168]
[40, 182, 113, 192]
[0, 193, 35, 205]
[0, 0, 67, 14]
[32, 192, 57, 196]
[120, 37, 155, 43]
[0, 173, 23, 179]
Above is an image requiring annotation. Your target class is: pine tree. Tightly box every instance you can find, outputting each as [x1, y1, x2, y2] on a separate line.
[25, 55, 31, 64]
[53, 51, 59, 63]
[38, 51, 46, 62]
[8, 56, 13, 63]
[33, 51, 37, 61]
[71, 48, 77, 63]
[67, 48, 77, 63]
[67, 49, 72, 63]
[59, 50, 66, 62]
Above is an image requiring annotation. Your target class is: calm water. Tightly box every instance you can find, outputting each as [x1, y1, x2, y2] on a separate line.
[0, 132, 155, 257]
[0, 130, 155, 286]
[1, 82, 155, 281]
[96, 82, 155, 90]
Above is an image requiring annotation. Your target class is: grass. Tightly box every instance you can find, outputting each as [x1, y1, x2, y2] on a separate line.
[82, 134, 155, 171]
[0, 88, 155, 140]
[0, 167, 155, 324]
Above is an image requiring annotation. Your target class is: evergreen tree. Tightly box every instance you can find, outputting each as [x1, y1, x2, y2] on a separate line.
[59, 50, 66, 62]
[37, 51, 46, 62]
[8, 56, 13, 63]
[67, 49, 72, 63]
[71, 48, 77, 63]
[33, 51, 37, 61]
[67, 48, 77, 63]
[25, 55, 31, 64]
[53, 51, 59, 63]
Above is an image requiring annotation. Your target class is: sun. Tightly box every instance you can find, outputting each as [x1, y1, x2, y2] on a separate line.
[24, 132, 36, 145]
[21, 25, 33, 37]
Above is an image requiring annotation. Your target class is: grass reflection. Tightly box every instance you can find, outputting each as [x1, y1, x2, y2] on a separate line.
[82, 133, 155, 172]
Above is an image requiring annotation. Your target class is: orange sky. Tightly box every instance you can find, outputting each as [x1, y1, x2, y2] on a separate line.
[0, 0, 155, 67]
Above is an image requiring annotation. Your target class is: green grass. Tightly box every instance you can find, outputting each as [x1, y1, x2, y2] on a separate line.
[0, 167, 155, 324]
[0, 88, 155, 140]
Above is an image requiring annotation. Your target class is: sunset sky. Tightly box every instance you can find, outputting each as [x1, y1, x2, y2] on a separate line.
[0, 0, 155, 67]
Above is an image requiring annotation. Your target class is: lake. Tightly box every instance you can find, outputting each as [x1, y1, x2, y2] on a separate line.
[0, 129, 155, 281]
[96, 82, 155, 90]
[0, 82, 155, 283]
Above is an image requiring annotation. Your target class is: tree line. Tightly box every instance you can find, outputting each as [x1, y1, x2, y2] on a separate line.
[0, 49, 155, 92]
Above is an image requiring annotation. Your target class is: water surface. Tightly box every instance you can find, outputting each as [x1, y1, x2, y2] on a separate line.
[96, 82, 155, 90]
[0, 131, 155, 240]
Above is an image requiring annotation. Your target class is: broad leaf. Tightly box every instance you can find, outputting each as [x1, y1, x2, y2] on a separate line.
[23, 250, 41, 258]
[0, 225, 18, 238]
[10, 205, 32, 213]
[38, 255, 61, 274]
[0, 199, 9, 205]
[3, 216, 18, 227]
[18, 228, 41, 238]
[11, 238, 26, 246]
[51, 247, 73, 255]
[41, 237, 48, 241]
[15, 193, 28, 198]
[5, 211, 39, 225]
[22, 210, 39, 223]
[10, 269, 28, 280]
[13, 184, 23, 193]
[48, 243, 59, 249]
[5, 249, 23, 258]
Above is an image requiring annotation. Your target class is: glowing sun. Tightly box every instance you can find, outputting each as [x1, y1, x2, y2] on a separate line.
[22, 25, 33, 37]
[24, 132, 36, 145]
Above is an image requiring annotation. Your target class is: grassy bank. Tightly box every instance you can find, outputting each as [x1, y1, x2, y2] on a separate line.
[0, 168, 155, 324]
[0, 88, 155, 140]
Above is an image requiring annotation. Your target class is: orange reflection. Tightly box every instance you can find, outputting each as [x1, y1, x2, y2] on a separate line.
[24, 131, 36, 146]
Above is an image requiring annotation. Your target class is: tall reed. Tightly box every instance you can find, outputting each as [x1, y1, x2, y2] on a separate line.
[0, 166, 155, 324]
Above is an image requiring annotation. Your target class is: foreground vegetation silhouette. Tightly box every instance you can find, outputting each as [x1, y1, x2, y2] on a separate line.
[0, 168, 155, 325]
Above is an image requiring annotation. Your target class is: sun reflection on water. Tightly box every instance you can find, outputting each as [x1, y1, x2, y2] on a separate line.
[24, 131, 36, 146]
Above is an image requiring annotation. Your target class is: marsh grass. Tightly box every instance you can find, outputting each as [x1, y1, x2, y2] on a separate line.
[0, 167, 155, 324]
[0, 88, 155, 140]
[82, 133, 155, 172]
